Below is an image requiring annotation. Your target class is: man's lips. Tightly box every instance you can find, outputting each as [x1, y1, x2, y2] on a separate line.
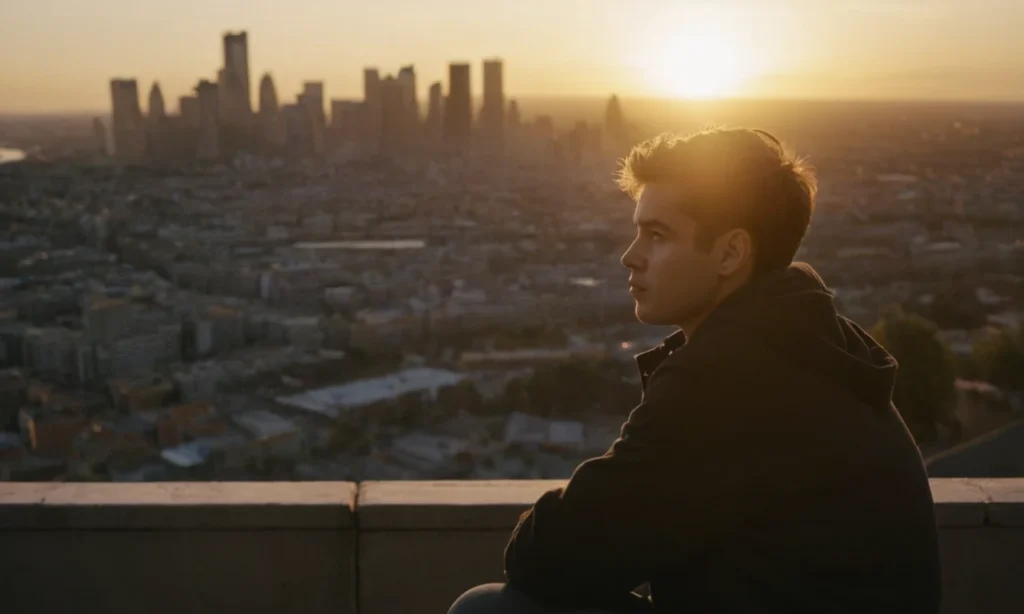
[629, 283, 646, 294]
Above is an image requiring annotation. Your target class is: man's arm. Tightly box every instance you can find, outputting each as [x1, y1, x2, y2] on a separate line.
[503, 361, 737, 608]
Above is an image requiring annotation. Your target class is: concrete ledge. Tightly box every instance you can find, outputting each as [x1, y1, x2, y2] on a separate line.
[930, 478, 991, 527]
[358, 479, 564, 529]
[2, 479, 1024, 614]
[977, 479, 1024, 527]
[0, 482, 357, 529]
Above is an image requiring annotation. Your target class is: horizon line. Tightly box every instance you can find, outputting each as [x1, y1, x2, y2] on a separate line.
[4, 94, 1024, 118]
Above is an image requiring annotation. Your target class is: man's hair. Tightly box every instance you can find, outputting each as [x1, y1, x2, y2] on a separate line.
[617, 126, 817, 276]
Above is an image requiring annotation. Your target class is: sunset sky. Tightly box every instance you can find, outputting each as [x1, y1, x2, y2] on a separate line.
[2, 0, 1023, 114]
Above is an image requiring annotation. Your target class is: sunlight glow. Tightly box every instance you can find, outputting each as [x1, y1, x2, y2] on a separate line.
[633, 12, 760, 100]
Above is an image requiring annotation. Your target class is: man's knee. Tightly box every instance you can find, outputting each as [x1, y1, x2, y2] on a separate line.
[448, 583, 518, 614]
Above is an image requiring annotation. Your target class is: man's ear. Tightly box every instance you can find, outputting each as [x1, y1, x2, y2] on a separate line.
[715, 228, 753, 277]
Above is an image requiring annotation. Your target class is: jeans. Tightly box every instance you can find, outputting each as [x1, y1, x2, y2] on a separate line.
[448, 584, 654, 614]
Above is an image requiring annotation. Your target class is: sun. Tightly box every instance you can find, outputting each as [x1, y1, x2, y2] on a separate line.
[634, 18, 756, 100]
[652, 32, 743, 98]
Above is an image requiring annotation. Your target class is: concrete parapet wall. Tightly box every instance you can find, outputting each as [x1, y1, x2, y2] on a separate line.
[1, 479, 1022, 614]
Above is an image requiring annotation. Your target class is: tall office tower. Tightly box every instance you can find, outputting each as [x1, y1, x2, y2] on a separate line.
[221, 31, 252, 117]
[92, 117, 108, 156]
[363, 68, 382, 150]
[604, 94, 628, 152]
[378, 76, 409, 157]
[443, 63, 472, 155]
[507, 99, 521, 128]
[179, 96, 200, 128]
[218, 31, 252, 154]
[479, 59, 505, 151]
[425, 82, 444, 143]
[259, 73, 279, 115]
[301, 82, 326, 156]
[109, 79, 146, 163]
[148, 83, 165, 123]
[397, 65, 419, 124]
[257, 74, 285, 150]
[282, 101, 318, 158]
[195, 80, 220, 160]
[145, 83, 167, 160]
[330, 100, 365, 149]
[506, 99, 521, 153]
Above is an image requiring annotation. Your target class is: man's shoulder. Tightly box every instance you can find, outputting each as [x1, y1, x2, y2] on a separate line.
[663, 324, 776, 373]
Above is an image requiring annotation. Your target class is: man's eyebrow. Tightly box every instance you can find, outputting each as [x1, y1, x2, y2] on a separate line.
[633, 216, 672, 231]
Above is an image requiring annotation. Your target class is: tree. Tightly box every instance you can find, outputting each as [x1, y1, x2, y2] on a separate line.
[871, 307, 957, 443]
[973, 326, 1024, 393]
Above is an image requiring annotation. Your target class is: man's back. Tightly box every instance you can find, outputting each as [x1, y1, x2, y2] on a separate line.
[503, 264, 941, 613]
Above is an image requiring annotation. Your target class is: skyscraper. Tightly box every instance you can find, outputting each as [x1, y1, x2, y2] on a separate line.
[148, 83, 165, 123]
[425, 82, 444, 143]
[109, 79, 146, 163]
[604, 94, 628, 153]
[258, 73, 285, 150]
[363, 68, 382, 150]
[480, 59, 505, 151]
[506, 99, 521, 154]
[92, 117, 108, 156]
[301, 82, 326, 156]
[218, 31, 252, 155]
[398, 65, 419, 124]
[259, 73, 279, 115]
[443, 63, 472, 155]
[179, 96, 200, 128]
[330, 99, 365, 150]
[222, 31, 251, 117]
[146, 82, 167, 160]
[195, 80, 220, 160]
[379, 76, 407, 157]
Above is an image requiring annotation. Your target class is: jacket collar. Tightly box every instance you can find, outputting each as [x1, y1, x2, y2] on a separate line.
[634, 329, 687, 391]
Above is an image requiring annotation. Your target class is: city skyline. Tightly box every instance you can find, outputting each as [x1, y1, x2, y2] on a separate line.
[3, 0, 1024, 114]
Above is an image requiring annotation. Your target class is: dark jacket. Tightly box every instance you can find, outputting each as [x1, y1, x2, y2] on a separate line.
[504, 263, 941, 613]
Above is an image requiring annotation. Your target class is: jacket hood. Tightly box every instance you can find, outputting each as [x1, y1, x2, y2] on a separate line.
[693, 262, 898, 408]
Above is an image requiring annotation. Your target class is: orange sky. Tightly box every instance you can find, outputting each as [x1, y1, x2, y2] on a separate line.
[2, 0, 1023, 113]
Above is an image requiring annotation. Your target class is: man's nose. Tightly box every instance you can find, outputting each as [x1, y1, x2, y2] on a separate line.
[621, 240, 642, 270]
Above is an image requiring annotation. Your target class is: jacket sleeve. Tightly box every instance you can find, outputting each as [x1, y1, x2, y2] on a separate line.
[503, 361, 738, 608]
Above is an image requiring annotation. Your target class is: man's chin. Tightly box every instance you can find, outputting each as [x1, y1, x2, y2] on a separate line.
[634, 305, 671, 326]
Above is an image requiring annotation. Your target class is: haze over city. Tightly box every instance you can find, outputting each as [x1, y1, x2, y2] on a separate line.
[3, 0, 1024, 114]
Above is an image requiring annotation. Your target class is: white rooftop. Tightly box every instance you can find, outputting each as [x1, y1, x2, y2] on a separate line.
[232, 409, 299, 440]
[275, 367, 467, 418]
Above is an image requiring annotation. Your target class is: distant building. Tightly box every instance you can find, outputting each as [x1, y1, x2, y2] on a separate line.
[443, 63, 472, 155]
[109, 79, 146, 163]
[506, 99, 521, 153]
[301, 81, 327, 156]
[282, 103, 312, 158]
[145, 82, 171, 160]
[179, 96, 200, 128]
[425, 82, 444, 144]
[147, 82, 165, 123]
[218, 31, 252, 155]
[363, 68, 382, 149]
[222, 31, 251, 115]
[398, 65, 418, 123]
[195, 80, 220, 160]
[479, 59, 505, 152]
[22, 327, 96, 385]
[379, 75, 409, 157]
[330, 100, 365, 149]
[604, 94, 628, 153]
[91, 117, 108, 156]
[257, 73, 285, 150]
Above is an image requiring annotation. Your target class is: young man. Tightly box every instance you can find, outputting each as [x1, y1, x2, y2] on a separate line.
[449, 127, 942, 614]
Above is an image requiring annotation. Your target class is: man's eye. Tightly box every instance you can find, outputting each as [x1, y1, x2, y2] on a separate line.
[650, 231, 663, 241]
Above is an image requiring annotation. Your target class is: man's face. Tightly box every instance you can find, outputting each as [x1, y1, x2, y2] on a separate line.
[620, 183, 722, 329]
